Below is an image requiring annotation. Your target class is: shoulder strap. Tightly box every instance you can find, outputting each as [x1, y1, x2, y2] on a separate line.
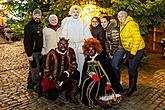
[120, 20, 132, 32]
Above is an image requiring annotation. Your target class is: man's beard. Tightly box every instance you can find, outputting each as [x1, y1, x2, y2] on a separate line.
[34, 18, 40, 22]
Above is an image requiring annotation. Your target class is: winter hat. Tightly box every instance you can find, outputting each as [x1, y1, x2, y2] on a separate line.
[48, 14, 58, 22]
[33, 9, 42, 15]
[118, 11, 128, 17]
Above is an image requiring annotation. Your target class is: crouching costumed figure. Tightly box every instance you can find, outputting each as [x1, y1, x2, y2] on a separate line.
[80, 38, 121, 107]
[41, 37, 79, 104]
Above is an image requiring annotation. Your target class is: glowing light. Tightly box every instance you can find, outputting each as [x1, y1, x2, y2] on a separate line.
[82, 4, 100, 25]
[0, 3, 3, 9]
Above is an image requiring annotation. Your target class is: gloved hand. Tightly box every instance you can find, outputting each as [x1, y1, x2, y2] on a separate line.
[105, 83, 111, 91]
[59, 72, 69, 82]
[91, 74, 100, 81]
[89, 72, 100, 81]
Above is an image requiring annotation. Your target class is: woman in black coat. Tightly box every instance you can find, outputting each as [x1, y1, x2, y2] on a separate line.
[90, 17, 106, 51]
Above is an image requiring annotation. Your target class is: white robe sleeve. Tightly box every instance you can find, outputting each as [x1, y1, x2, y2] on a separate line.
[56, 27, 62, 39]
[83, 22, 93, 40]
[61, 17, 69, 38]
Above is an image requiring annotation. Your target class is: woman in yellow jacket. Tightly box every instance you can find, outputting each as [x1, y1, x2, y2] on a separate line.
[118, 11, 145, 97]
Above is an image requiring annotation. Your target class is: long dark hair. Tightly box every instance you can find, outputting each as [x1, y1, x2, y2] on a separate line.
[102, 16, 110, 22]
[90, 17, 101, 28]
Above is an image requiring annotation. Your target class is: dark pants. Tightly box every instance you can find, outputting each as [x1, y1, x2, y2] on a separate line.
[111, 48, 125, 82]
[27, 52, 42, 94]
[126, 49, 144, 76]
[110, 49, 125, 93]
[125, 49, 144, 96]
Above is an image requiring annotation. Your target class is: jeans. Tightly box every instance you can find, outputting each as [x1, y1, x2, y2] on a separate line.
[126, 49, 144, 76]
[111, 48, 125, 82]
[28, 52, 42, 91]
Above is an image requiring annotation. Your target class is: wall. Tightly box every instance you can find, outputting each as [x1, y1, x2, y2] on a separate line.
[146, 27, 165, 53]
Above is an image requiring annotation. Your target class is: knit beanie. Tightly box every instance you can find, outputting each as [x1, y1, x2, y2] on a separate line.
[118, 11, 128, 17]
[33, 9, 42, 16]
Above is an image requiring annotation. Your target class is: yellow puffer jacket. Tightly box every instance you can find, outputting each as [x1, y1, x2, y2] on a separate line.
[120, 16, 145, 55]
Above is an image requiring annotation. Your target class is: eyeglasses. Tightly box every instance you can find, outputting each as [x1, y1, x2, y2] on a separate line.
[92, 21, 98, 23]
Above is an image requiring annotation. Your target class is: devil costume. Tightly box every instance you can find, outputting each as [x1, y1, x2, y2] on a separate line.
[41, 47, 79, 102]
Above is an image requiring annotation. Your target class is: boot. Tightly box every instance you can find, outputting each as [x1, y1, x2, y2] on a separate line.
[133, 75, 137, 91]
[126, 75, 137, 91]
[119, 85, 124, 94]
[128, 75, 132, 90]
[125, 75, 136, 97]
[66, 94, 79, 105]
[65, 79, 79, 105]
[27, 71, 34, 90]
[65, 88, 79, 105]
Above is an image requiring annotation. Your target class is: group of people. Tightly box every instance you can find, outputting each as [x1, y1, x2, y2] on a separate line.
[23, 5, 145, 107]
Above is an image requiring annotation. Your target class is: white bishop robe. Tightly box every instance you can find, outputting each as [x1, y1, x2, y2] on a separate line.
[61, 17, 92, 85]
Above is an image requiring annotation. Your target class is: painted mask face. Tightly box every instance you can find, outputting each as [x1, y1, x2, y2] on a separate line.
[72, 9, 79, 19]
[88, 47, 96, 57]
[101, 18, 109, 29]
[91, 18, 99, 27]
[33, 14, 41, 23]
[58, 39, 69, 53]
[118, 15, 126, 23]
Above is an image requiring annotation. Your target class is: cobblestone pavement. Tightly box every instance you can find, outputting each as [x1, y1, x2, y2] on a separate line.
[0, 42, 165, 110]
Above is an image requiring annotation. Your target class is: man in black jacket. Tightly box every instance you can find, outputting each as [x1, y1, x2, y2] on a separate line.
[23, 9, 43, 96]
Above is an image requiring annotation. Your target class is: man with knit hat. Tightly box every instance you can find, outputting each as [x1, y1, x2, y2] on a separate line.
[24, 8, 43, 96]
[32, 9, 42, 23]
[118, 11, 145, 97]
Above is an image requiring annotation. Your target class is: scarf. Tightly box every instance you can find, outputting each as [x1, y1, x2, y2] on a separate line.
[47, 23, 60, 31]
